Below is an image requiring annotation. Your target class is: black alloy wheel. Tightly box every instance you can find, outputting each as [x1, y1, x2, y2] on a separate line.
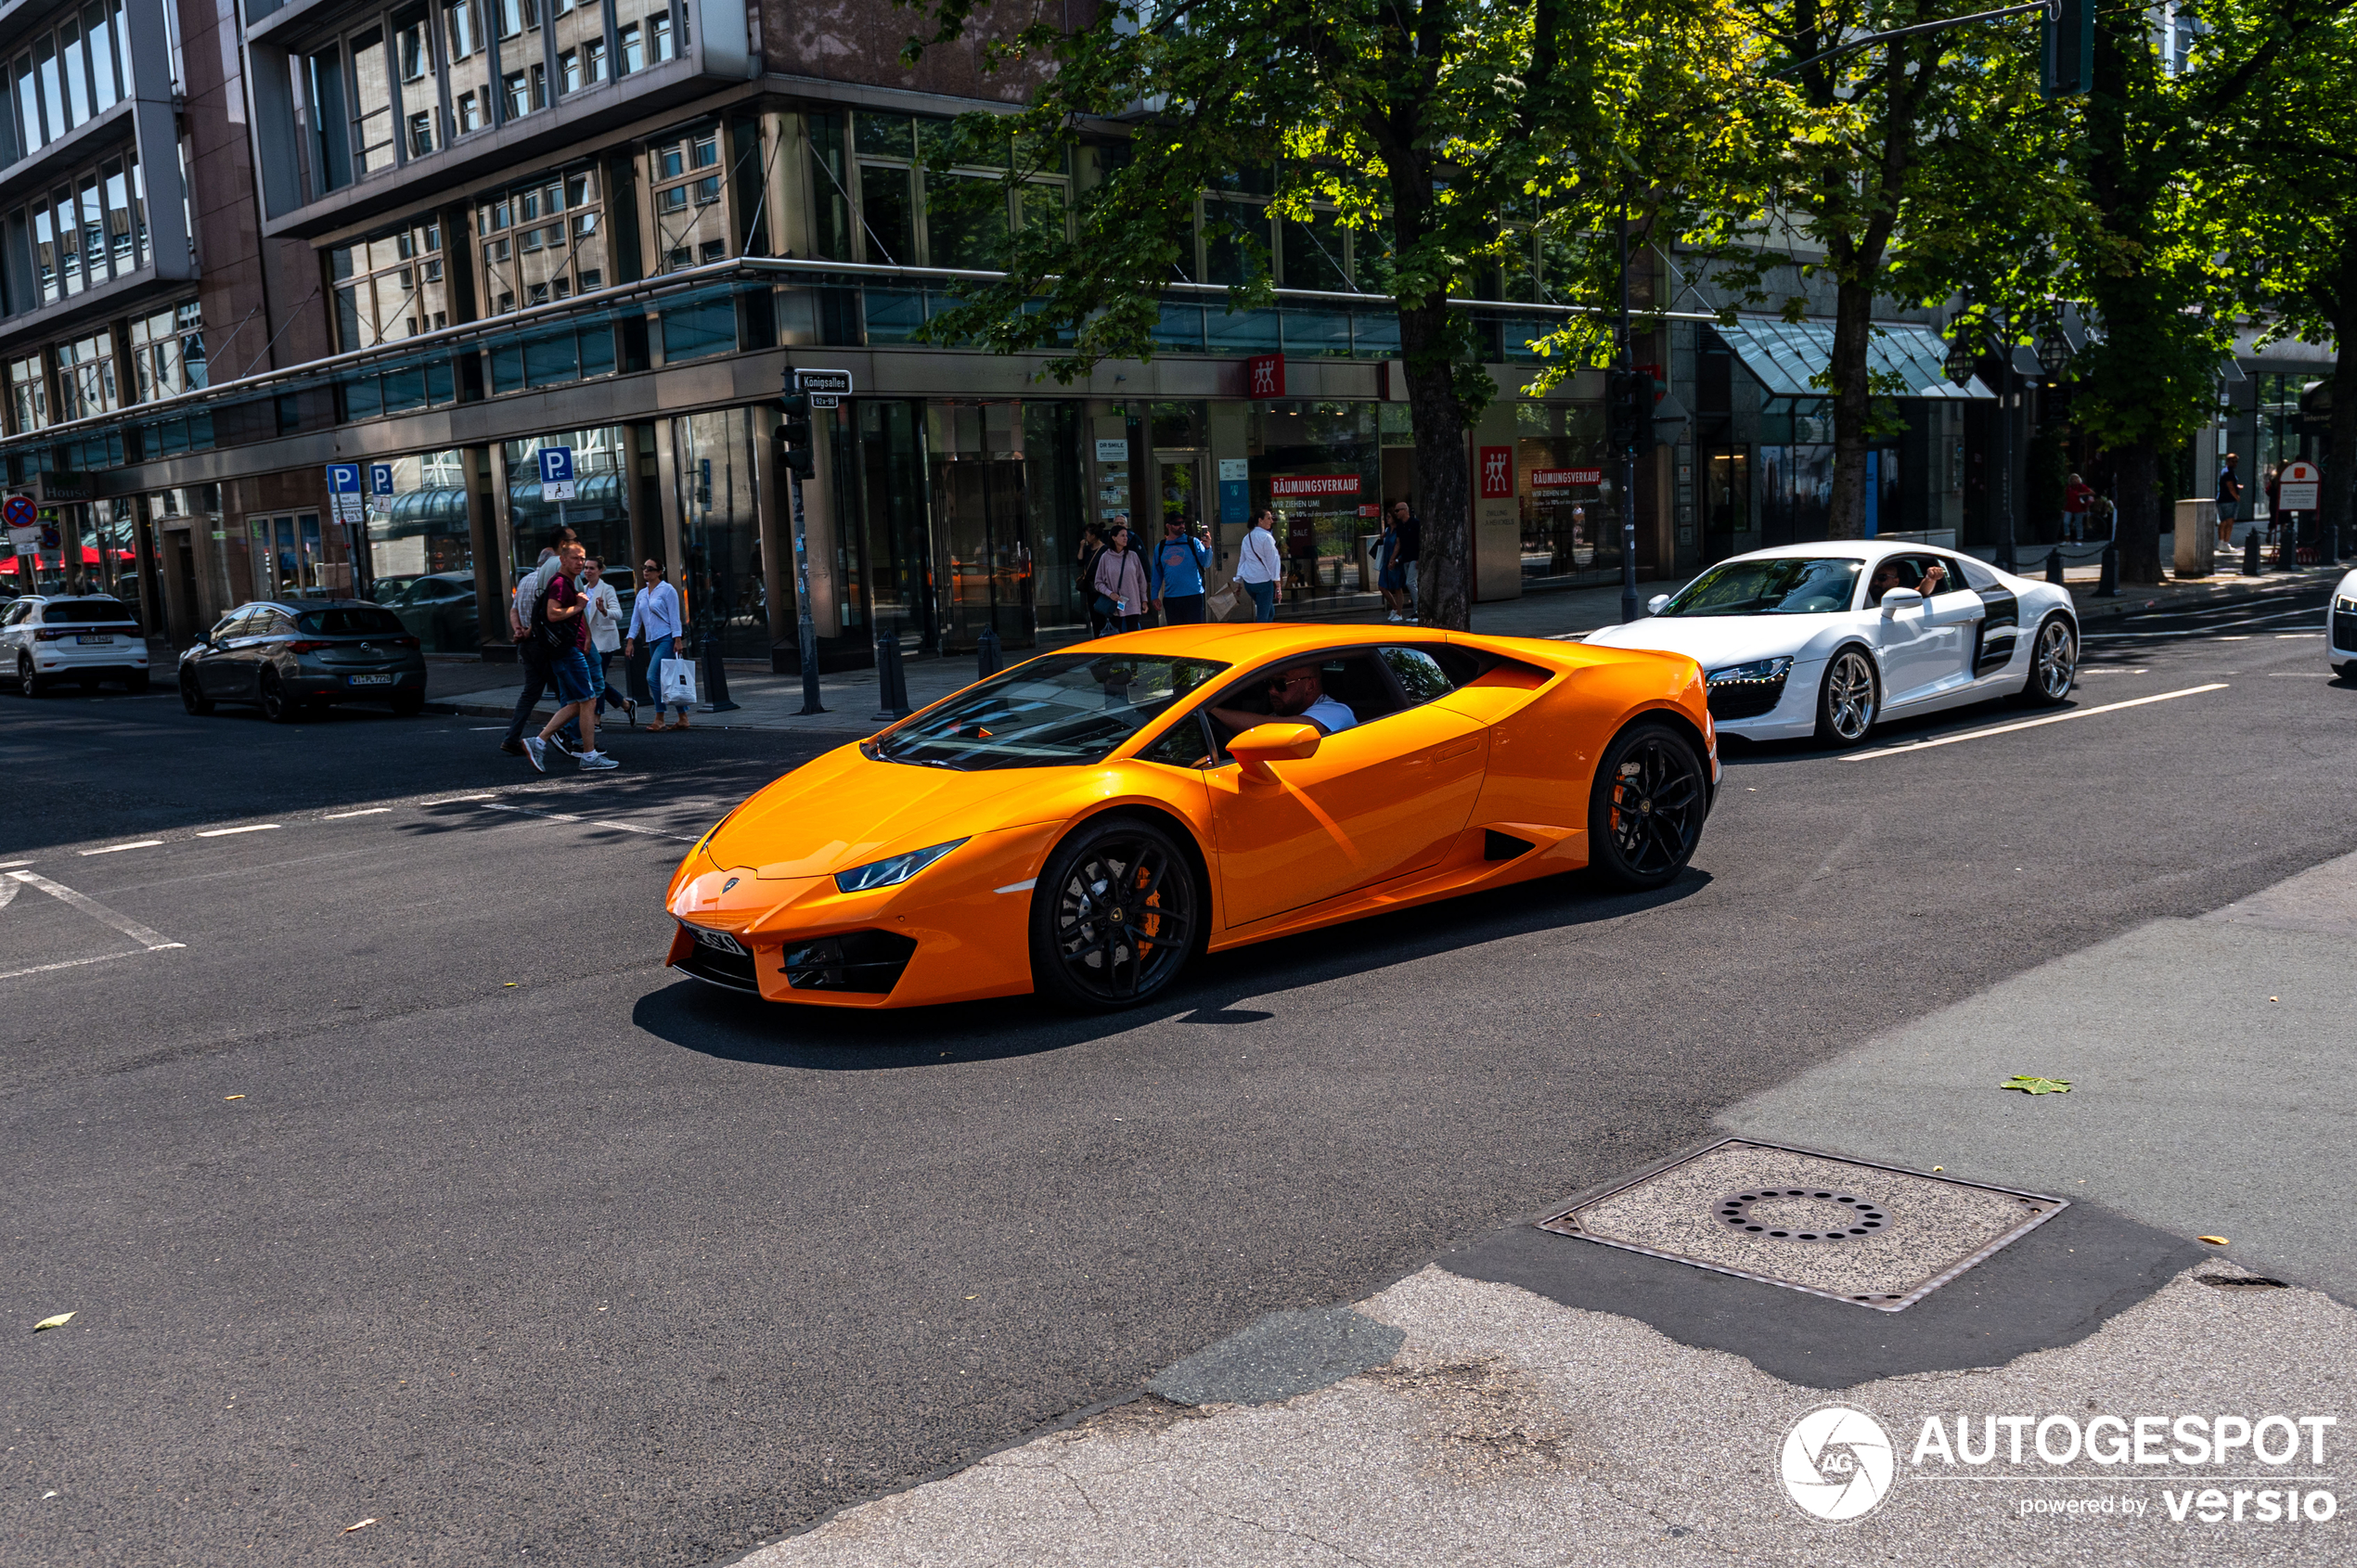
[1030, 816, 1201, 1010]
[259, 668, 297, 724]
[180, 670, 214, 714]
[2021, 613, 2077, 706]
[1587, 721, 1708, 892]
[17, 653, 44, 698]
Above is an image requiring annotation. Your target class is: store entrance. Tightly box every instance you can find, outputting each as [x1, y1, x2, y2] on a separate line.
[934, 456, 1034, 654]
[1700, 428, 1752, 564]
[1152, 450, 1213, 585]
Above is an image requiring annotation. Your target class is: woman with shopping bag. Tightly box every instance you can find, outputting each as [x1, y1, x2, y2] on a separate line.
[624, 558, 692, 732]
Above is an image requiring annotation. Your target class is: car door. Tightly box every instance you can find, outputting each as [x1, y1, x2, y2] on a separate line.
[1913, 554, 1989, 703]
[1870, 554, 1974, 707]
[196, 610, 254, 697]
[1956, 555, 2022, 685]
[1203, 649, 1488, 928]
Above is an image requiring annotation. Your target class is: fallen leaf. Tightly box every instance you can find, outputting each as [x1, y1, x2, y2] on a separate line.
[2198, 1235, 2230, 1246]
[2002, 1075, 2072, 1095]
[1932, 1166, 1944, 1172]
[33, 1313, 73, 1331]
[225, 1095, 244, 1100]
[42, 1491, 57, 1499]
[965, 1295, 978, 1300]
[342, 1518, 379, 1534]
[504, 983, 519, 988]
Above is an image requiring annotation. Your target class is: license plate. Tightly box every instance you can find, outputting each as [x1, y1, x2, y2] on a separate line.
[688, 924, 747, 957]
[76, 635, 112, 645]
[348, 674, 395, 686]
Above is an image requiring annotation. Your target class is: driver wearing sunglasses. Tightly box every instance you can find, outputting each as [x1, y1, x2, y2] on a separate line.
[1208, 661, 1358, 738]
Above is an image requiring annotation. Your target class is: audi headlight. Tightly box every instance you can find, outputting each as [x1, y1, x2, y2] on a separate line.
[2336, 594, 2357, 612]
[1706, 656, 1794, 685]
[833, 838, 968, 894]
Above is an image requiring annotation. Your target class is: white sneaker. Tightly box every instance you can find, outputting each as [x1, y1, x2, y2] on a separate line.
[577, 751, 619, 771]
[523, 737, 547, 773]
[1387, 610, 1404, 623]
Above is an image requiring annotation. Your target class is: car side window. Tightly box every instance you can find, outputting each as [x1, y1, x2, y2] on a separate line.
[1378, 647, 1457, 704]
[1139, 713, 1213, 769]
[1956, 556, 2002, 592]
[1, 600, 27, 626]
[213, 612, 253, 642]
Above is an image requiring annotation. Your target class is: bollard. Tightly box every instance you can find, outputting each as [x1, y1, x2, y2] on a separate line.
[975, 624, 1002, 680]
[2244, 529, 2263, 576]
[2094, 539, 2119, 597]
[2045, 547, 2066, 585]
[702, 626, 740, 713]
[871, 622, 910, 722]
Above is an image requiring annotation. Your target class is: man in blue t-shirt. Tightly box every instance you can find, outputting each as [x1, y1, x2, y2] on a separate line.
[1150, 516, 1212, 624]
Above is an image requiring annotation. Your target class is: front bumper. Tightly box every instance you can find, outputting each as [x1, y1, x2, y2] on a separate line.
[1707, 656, 1826, 741]
[663, 821, 1063, 1008]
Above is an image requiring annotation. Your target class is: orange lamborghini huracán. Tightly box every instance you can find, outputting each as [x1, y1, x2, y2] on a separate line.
[664, 623, 1715, 1011]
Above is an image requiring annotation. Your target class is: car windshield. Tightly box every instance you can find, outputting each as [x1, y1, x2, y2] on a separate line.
[44, 599, 138, 624]
[1656, 558, 1862, 616]
[297, 607, 405, 636]
[870, 654, 1228, 771]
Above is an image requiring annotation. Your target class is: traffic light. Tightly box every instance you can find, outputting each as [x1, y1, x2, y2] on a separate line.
[2042, 0, 2093, 97]
[1606, 368, 1656, 457]
[778, 390, 815, 480]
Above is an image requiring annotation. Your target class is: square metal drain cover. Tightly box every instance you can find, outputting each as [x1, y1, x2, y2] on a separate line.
[1537, 1138, 2067, 1312]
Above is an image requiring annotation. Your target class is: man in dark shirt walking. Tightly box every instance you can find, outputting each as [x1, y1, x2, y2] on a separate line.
[1390, 499, 1422, 623]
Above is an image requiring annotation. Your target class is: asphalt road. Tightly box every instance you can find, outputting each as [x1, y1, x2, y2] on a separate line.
[4, 581, 2351, 1568]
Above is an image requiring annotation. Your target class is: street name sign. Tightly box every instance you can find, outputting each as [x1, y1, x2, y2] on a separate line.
[795, 368, 852, 409]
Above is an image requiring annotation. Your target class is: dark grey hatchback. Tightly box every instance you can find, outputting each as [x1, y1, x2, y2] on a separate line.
[179, 600, 430, 721]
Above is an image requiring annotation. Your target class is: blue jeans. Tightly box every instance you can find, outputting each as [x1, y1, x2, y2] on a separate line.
[1245, 580, 1276, 622]
[648, 635, 689, 718]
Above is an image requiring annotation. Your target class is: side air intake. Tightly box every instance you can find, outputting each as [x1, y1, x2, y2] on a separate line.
[1485, 830, 1536, 861]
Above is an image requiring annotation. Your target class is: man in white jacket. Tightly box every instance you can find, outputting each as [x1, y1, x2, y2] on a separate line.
[579, 558, 633, 725]
[1236, 508, 1283, 622]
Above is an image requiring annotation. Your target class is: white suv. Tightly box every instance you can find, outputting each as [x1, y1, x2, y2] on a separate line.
[2, 595, 151, 695]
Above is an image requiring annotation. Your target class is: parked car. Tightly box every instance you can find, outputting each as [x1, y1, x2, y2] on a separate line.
[178, 600, 428, 721]
[381, 571, 481, 652]
[2, 594, 150, 695]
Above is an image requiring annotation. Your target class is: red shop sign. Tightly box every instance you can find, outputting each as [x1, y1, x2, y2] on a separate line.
[1269, 473, 1360, 498]
[1477, 446, 1514, 499]
[1246, 353, 1286, 398]
[1531, 468, 1604, 488]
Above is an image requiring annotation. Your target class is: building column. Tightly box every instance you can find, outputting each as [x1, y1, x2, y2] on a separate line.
[652, 415, 687, 623]
[467, 444, 506, 658]
[753, 400, 791, 665]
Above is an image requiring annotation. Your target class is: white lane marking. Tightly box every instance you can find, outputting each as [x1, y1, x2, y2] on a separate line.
[5, 870, 184, 949]
[0, 950, 151, 983]
[994, 878, 1037, 894]
[322, 807, 393, 819]
[81, 841, 163, 855]
[0, 858, 36, 869]
[2267, 671, 2335, 677]
[1840, 684, 2230, 763]
[0, 878, 14, 909]
[2087, 609, 2320, 640]
[473, 802, 698, 842]
[196, 824, 281, 838]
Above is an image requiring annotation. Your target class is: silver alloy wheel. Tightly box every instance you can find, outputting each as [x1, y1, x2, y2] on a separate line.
[1824, 649, 1876, 740]
[2035, 618, 2076, 700]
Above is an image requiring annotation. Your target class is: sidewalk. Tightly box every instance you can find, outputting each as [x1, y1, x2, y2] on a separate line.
[424, 562, 2344, 738]
[728, 849, 2357, 1568]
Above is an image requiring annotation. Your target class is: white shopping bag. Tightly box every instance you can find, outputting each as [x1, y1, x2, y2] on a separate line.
[660, 654, 700, 707]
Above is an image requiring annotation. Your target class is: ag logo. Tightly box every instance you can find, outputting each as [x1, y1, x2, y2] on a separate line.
[1780, 1406, 1895, 1522]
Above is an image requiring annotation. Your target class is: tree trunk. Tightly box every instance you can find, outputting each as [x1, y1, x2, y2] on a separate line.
[1823, 279, 1875, 539]
[2327, 236, 2355, 553]
[2115, 438, 2163, 585]
[1399, 300, 1472, 630]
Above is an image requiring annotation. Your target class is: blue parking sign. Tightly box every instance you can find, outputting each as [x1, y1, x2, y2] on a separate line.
[370, 463, 396, 497]
[537, 446, 577, 500]
[326, 463, 361, 494]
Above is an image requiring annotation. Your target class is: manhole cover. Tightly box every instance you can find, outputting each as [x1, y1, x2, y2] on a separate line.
[1537, 1138, 2067, 1312]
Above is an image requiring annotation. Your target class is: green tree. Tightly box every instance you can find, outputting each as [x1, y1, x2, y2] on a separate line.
[1710, 0, 2071, 543]
[896, 0, 1726, 628]
[2214, 6, 2357, 546]
[2059, 0, 2350, 583]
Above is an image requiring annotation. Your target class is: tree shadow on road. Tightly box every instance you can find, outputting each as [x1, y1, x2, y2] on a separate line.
[636, 865, 1711, 1072]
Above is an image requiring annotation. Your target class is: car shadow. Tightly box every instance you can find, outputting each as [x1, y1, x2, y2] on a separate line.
[638, 865, 1711, 1071]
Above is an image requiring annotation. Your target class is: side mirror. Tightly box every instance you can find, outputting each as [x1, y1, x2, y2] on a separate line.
[1228, 721, 1321, 780]
[1646, 594, 1671, 615]
[1879, 587, 1925, 616]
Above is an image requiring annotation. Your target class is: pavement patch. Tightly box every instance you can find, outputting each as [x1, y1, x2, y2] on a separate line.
[1146, 1305, 1407, 1407]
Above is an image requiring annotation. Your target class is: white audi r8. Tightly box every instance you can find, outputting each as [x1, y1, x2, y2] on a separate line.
[2330, 567, 2357, 680]
[1584, 542, 2079, 747]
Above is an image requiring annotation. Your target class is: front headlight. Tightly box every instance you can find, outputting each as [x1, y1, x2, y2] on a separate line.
[1706, 656, 1794, 685]
[834, 838, 968, 894]
[2335, 595, 2357, 612]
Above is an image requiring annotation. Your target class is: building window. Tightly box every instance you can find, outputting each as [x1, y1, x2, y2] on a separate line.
[8, 355, 47, 431]
[496, 0, 537, 40]
[647, 9, 672, 60]
[6, 1, 128, 156]
[472, 161, 607, 316]
[616, 21, 642, 72]
[129, 301, 207, 402]
[348, 28, 396, 175]
[55, 330, 118, 421]
[397, 16, 430, 80]
[330, 218, 449, 350]
[456, 90, 482, 132]
[10, 146, 139, 308]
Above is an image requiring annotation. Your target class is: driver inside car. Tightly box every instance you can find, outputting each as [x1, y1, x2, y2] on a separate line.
[1208, 662, 1359, 739]
[1868, 557, 1946, 606]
